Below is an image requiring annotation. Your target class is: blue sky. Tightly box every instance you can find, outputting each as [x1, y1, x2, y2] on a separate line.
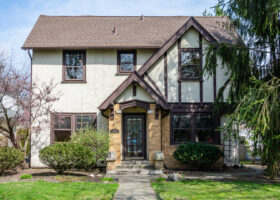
[0, 0, 217, 71]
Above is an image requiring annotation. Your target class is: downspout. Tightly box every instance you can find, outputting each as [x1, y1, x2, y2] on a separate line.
[27, 49, 32, 168]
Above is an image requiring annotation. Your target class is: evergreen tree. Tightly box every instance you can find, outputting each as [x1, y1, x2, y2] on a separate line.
[204, 0, 280, 178]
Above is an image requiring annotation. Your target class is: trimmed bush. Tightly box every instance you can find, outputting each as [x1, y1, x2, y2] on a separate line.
[173, 142, 223, 170]
[71, 128, 109, 167]
[0, 147, 24, 175]
[39, 142, 95, 174]
[20, 174, 32, 180]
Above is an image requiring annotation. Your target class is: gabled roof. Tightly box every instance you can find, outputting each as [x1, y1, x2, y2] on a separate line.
[138, 17, 216, 75]
[99, 71, 169, 110]
[22, 15, 241, 49]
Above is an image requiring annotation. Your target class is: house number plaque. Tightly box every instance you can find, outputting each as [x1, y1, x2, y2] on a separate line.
[110, 129, 119, 134]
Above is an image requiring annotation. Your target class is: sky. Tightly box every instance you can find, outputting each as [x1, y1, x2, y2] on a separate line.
[0, 0, 217, 71]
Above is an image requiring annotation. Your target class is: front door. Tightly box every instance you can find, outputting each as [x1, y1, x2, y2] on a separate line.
[123, 114, 146, 159]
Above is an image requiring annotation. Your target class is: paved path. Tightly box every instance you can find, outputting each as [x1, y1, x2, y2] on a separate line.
[108, 170, 158, 200]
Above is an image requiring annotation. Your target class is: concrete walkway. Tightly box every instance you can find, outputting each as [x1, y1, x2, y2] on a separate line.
[108, 170, 158, 200]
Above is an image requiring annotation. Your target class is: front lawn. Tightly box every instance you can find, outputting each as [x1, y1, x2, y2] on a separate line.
[152, 179, 280, 200]
[0, 180, 118, 200]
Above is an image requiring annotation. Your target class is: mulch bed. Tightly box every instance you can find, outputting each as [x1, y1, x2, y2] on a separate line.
[0, 168, 106, 183]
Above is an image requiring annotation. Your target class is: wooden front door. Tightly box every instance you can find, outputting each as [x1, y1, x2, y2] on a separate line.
[123, 114, 146, 159]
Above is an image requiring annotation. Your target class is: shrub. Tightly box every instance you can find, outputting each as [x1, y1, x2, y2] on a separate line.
[20, 174, 32, 180]
[39, 142, 95, 174]
[0, 147, 24, 175]
[101, 177, 114, 182]
[71, 128, 109, 167]
[156, 177, 166, 182]
[173, 142, 223, 170]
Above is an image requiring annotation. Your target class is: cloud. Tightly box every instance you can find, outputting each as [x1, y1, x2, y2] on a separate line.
[0, 0, 217, 70]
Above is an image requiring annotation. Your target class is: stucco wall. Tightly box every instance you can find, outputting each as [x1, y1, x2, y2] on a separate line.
[145, 55, 165, 95]
[167, 42, 179, 102]
[146, 28, 217, 103]
[116, 84, 155, 103]
[31, 49, 154, 167]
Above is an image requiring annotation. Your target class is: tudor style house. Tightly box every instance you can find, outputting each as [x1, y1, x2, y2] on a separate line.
[23, 15, 241, 170]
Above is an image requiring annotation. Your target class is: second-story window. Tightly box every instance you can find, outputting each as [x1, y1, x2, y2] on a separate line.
[63, 50, 86, 82]
[117, 50, 136, 73]
[180, 49, 201, 80]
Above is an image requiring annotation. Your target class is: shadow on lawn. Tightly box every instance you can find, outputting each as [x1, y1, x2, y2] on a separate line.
[31, 171, 87, 177]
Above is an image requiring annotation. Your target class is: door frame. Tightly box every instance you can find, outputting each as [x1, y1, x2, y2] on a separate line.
[122, 113, 147, 160]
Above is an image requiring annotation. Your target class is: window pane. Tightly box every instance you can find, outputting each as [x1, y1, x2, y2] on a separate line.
[76, 115, 96, 130]
[181, 51, 200, 78]
[65, 66, 83, 80]
[172, 114, 191, 129]
[196, 129, 214, 143]
[181, 65, 199, 78]
[196, 114, 212, 128]
[54, 116, 71, 129]
[173, 129, 191, 142]
[65, 52, 84, 67]
[120, 53, 134, 71]
[54, 131, 71, 142]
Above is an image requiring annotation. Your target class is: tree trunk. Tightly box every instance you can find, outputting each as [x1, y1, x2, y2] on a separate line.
[22, 130, 31, 169]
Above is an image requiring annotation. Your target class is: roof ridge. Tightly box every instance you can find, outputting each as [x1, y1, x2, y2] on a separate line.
[39, 15, 189, 17]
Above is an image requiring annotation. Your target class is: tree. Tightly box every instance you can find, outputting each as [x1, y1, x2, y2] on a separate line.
[202, 5, 225, 16]
[204, 0, 280, 178]
[0, 57, 61, 167]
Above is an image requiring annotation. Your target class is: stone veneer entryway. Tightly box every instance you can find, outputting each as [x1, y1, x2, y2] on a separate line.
[106, 103, 163, 172]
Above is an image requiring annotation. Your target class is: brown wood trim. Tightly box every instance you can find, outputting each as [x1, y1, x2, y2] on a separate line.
[164, 52, 168, 100]
[144, 72, 165, 98]
[119, 100, 150, 111]
[213, 56, 217, 101]
[98, 71, 169, 110]
[137, 17, 217, 76]
[132, 82, 137, 96]
[178, 38, 182, 104]
[169, 102, 214, 113]
[50, 112, 96, 144]
[62, 50, 86, 83]
[199, 34, 203, 103]
[117, 50, 137, 74]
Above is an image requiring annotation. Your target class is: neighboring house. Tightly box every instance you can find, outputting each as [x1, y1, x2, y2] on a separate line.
[0, 96, 17, 147]
[23, 15, 241, 170]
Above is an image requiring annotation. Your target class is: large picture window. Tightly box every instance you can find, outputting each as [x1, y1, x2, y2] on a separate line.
[63, 50, 86, 82]
[51, 113, 96, 143]
[117, 50, 136, 73]
[171, 113, 216, 144]
[179, 49, 201, 80]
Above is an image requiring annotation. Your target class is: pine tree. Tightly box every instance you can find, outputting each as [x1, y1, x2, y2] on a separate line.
[204, 0, 280, 178]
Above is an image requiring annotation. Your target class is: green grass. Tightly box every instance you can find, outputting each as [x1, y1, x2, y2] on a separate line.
[152, 179, 280, 200]
[0, 180, 118, 200]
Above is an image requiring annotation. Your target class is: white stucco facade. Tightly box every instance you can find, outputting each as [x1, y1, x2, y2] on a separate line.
[31, 27, 237, 167]
[31, 49, 155, 167]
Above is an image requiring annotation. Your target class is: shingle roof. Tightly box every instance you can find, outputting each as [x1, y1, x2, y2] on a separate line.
[22, 15, 241, 49]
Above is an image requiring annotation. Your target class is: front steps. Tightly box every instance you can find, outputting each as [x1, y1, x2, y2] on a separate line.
[116, 160, 154, 169]
[106, 160, 163, 175]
